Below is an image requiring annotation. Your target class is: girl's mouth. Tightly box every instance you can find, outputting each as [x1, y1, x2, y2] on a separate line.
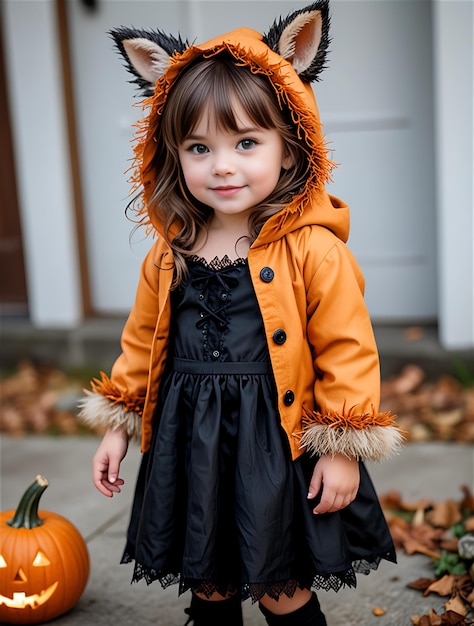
[211, 186, 244, 196]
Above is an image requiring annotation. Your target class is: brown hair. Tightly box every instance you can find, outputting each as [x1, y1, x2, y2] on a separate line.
[150, 52, 311, 286]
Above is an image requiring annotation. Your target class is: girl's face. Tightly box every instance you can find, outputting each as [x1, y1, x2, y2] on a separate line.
[178, 101, 292, 221]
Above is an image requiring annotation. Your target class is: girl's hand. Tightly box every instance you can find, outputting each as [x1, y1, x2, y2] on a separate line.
[92, 427, 129, 498]
[307, 453, 360, 515]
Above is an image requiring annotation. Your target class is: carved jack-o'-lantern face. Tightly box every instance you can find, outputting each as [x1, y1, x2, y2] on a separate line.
[0, 551, 58, 610]
[0, 476, 89, 625]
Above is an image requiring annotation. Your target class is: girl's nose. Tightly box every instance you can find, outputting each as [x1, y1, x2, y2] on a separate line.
[211, 153, 235, 176]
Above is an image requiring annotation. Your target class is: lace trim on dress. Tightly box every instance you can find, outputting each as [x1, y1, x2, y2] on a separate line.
[121, 549, 396, 602]
[187, 254, 247, 270]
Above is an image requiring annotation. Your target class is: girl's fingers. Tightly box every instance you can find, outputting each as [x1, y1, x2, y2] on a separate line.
[313, 487, 358, 514]
[95, 475, 124, 498]
[94, 478, 114, 498]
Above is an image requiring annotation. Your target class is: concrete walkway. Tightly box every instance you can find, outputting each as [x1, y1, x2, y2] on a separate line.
[1, 436, 472, 625]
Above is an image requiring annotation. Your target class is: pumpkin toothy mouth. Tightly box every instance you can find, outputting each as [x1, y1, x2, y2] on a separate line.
[0, 581, 58, 609]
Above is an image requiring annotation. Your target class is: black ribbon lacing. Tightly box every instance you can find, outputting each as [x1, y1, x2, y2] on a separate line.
[190, 266, 240, 330]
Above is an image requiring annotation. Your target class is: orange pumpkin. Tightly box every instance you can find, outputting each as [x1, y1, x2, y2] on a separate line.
[0, 475, 90, 624]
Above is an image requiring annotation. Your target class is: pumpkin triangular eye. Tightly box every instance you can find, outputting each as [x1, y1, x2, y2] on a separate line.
[33, 551, 51, 567]
[0, 555, 6, 568]
[14, 568, 27, 582]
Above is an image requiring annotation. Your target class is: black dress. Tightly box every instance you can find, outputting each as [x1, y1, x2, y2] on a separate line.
[121, 256, 396, 602]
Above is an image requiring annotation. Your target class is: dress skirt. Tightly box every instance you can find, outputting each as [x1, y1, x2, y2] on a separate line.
[121, 256, 396, 602]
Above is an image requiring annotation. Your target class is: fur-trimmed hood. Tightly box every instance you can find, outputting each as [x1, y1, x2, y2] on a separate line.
[111, 2, 350, 246]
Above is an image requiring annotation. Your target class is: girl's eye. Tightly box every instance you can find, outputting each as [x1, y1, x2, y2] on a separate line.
[238, 139, 256, 151]
[190, 144, 209, 155]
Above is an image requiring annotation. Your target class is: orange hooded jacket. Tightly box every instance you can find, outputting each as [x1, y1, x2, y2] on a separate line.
[79, 13, 402, 462]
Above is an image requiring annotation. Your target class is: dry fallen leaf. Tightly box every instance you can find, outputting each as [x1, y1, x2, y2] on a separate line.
[442, 610, 472, 625]
[464, 518, 474, 533]
[412, 609, 471, 625]
[378, 365, 473, 444]
[408, 578, 438, 592]
[444, 595, 468, 617]
[427, 609, 444, 626]
[424, 575, 458, 598]
[465, 588, 474, 607]
[388, 517, 443, 558]
[460, 487, 474, 513]
[372, 607, 386, 616]
[426, 501, 462, 530]
[411, 610, 442, 626]
[0, 361, 89, 436]
[384, 364, 426, 396]
[396, 486, 474, 624]
[431, 376, 464, 411]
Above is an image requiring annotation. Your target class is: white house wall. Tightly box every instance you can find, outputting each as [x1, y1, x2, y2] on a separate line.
[318, 0, 437, 321]
[2, 0, 82, 327]
[434, 0, 474, 350]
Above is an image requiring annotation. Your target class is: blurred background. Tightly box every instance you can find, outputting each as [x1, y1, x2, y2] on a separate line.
[0, 0, 473, 376]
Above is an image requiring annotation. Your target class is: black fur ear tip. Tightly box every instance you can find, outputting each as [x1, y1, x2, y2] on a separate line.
[108, 26, 142, 49]
[107, 27, 152, 96]
[108, 26, 123, 40]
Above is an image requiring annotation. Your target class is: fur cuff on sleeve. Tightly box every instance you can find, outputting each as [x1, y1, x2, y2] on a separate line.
[298, 408, 404, 461]
[78, 391, 142, 441]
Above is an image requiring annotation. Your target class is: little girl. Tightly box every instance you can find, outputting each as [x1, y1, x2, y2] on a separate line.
[80, 2, 403, 624]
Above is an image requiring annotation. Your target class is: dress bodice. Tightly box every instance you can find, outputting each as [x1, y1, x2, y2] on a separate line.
[170, 255, 269, 363]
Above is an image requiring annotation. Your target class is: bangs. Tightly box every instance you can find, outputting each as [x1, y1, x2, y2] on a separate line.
[167, 54, 285, 145]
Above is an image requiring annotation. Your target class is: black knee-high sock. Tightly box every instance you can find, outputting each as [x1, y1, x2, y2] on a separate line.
[259, 592, 327, 626]
[184, 593, 243, 626]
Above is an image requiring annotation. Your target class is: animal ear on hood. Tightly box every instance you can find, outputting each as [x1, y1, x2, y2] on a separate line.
[111, 1, 330, 95]
[263, 0, 330, 82]
[109, 27, 188, 96]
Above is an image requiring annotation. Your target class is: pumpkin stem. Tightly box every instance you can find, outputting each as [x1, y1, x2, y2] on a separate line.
[7, 475, 49, 529]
